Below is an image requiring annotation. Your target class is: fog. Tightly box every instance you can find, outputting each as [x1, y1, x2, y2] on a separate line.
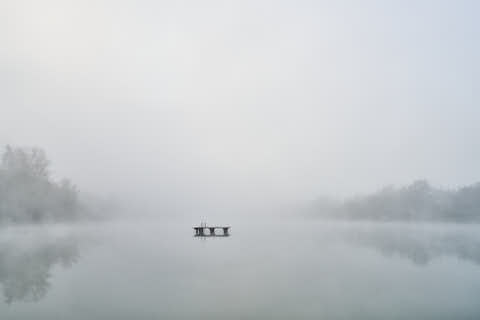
[2, 1, 480, 318]
[2, 0, 479, 216]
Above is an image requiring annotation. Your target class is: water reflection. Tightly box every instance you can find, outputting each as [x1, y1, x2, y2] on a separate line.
[347, 226, 480, 266]
[0, 231, 79, 303]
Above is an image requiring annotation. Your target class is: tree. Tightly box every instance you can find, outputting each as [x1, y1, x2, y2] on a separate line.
[2, 146, 50, 178]
[0, 146, 80, 223]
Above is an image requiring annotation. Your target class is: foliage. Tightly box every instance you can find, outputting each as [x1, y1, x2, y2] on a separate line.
[311, 180, 480, 222]
[0, 146, 80, 223]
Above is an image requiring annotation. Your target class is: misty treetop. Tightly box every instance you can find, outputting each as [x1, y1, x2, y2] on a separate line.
[0, 146, 81, 223]
[310, 180, 480, 222]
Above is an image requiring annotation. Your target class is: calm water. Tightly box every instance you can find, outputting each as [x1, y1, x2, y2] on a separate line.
[1, 219, 480, 319]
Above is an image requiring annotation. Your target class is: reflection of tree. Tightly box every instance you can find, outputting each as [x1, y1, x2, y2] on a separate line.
[0, 236, 79, 303]
[348, 229, 480, 266]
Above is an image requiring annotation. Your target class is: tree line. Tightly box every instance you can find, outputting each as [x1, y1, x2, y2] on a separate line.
[309, 180, 480, 222]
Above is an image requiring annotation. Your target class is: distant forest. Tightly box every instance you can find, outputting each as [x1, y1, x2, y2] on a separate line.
[0, 146, 82, 223]
[309, 180, 480, 222]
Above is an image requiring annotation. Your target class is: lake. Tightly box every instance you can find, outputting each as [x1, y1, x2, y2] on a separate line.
[1, 219, 480, 319]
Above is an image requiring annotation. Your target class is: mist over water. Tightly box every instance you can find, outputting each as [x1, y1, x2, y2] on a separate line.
[0, 219, 479, 320]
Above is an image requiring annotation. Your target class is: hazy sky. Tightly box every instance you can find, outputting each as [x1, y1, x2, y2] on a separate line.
[1, 0, 479, 212]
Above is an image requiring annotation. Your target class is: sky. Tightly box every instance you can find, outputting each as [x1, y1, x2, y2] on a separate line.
[1, 0, 479, 213]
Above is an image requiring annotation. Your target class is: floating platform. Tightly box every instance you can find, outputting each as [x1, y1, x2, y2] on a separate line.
[193, 225, 230, 237]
